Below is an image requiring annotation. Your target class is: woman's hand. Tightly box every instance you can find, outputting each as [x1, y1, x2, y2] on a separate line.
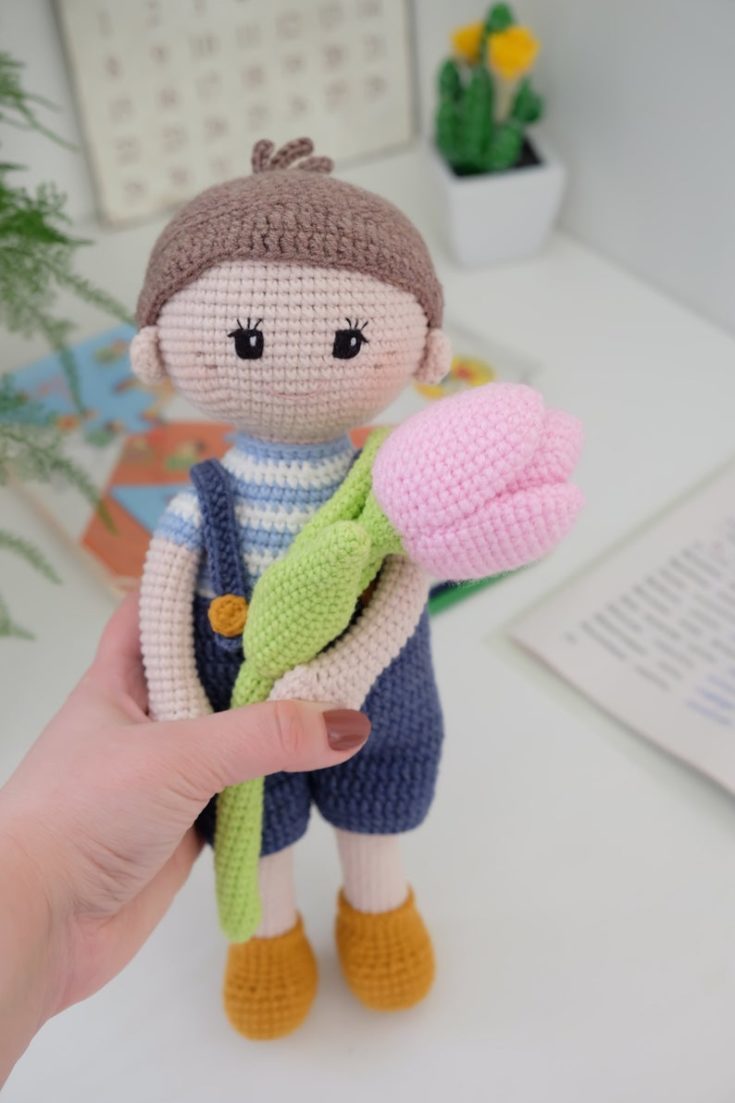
[0, 592, 370, 1083]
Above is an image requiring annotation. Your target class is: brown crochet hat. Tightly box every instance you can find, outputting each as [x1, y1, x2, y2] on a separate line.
[136, 137, 443, 330]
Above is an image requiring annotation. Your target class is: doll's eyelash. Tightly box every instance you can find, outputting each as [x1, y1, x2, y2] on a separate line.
[344, 317, 370, 340]
[228, 317, 263, 335]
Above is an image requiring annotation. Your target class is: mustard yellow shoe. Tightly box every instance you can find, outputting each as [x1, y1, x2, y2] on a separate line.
[335, 889, 435, 1011]
[223, 916, 318, 1040]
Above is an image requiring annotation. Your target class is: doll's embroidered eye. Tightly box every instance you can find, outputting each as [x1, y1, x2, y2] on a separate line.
[228, 318, 264, 360]
[333, 318, 369, 360]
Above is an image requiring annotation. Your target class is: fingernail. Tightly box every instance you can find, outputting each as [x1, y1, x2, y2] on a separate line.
[324, 709, 371, 751]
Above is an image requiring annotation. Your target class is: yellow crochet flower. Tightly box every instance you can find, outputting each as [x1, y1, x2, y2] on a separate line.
[488, 26, 540, 80]
[451, 21, 484, 64]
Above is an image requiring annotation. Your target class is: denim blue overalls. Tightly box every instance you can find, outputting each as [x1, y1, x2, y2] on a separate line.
[188, 456, 445, 857]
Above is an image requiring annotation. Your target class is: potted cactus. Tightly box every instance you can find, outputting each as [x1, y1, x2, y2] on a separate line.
[430, 3, 566, 267]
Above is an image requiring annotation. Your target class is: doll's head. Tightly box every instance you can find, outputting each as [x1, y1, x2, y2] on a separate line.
[132, 138, 450, 443]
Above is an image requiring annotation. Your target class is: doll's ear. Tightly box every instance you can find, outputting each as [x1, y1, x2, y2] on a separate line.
[130, 325, 166, 385]
[414, 328, 451, 385]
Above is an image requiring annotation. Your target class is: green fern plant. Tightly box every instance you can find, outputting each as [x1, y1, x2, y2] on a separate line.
[0, 52, 132, 638]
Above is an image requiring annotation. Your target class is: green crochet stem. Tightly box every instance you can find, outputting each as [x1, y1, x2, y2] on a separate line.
[214, 430, 402, 942]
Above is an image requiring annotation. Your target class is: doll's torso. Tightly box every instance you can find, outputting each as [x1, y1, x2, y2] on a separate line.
[158, 431, 357, 604]
[154, 429, 445, 856]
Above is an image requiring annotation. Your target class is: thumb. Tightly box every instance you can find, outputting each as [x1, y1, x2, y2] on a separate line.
[147, 700, 370, 801]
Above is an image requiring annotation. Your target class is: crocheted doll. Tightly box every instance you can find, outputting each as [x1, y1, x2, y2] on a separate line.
[132, 137, 583, 1041]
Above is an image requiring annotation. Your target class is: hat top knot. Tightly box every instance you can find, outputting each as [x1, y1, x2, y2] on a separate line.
[137, 135, 443, 331]
[251, 136, 334, 176]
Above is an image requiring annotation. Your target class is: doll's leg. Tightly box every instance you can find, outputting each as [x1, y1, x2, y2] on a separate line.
[336, 829, 407, 911]
[255, 846, 298, 935]
[223, 774, 316, 1041]
[334, 829, 434, 1011]
[224, 845, 317, 1040]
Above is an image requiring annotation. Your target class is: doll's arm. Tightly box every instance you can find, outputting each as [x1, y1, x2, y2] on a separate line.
[140, 487, 210, 721]
[269, 555, 429, 711]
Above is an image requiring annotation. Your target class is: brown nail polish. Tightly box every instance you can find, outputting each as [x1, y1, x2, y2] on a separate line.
[324, 709, 371, 751]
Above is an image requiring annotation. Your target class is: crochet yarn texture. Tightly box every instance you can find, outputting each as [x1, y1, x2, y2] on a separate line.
[372, 381, 584, 580]
[223, 915, 318, 1040]
[335, 889, 435, 1011]
[214, 382, 583, 941]
[215, 429, 399, 940]
[136, 136, 443, 331]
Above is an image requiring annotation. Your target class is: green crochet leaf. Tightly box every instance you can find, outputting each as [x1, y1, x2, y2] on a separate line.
[241, 521, 373, 681]
[436, 97, 462, 168]
[485, 3, 515, 35]
[437, 57, 462, 100]
[487, 121, 524, 171]
[510, 78, 544, 125]
[457, 66, 494, 174]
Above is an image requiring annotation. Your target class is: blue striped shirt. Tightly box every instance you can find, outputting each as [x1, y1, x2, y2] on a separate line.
[155, 432, 356, 598]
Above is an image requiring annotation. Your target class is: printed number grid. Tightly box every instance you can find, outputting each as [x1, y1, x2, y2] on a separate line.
[56, 0, 415, 225]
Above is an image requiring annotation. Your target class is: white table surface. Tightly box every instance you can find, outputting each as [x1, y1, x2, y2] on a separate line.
[3, 146, 735, 1103]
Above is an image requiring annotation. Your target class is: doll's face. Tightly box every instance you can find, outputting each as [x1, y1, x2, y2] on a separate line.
[156, 260, 431, 442]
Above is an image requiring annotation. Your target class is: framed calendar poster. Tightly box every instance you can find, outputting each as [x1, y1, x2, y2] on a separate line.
[56, 0, 416, 225]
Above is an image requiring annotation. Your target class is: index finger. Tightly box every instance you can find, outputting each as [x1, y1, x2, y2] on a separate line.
[92, 589, 148, 710]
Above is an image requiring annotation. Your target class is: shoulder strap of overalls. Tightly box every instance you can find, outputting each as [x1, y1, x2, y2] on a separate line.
[189, 459, 247, 598]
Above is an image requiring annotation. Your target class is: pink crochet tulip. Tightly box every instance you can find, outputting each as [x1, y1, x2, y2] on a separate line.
[372, 383, 583, 580]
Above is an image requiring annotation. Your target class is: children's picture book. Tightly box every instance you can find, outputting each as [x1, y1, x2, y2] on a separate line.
[9, 322, 537, 605]
[511, 461, 735, 793]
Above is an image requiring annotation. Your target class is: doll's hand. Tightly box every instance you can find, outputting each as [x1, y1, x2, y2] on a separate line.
[0, 593, 370, 1083]
[269, 556, 429, 713]
[270, 662, 361, 712]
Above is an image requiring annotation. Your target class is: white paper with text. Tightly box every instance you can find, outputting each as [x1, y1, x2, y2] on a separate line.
[511, 463, 735, 791]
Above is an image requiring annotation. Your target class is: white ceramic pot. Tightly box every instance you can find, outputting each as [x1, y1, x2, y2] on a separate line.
[428, 132, 566, 267]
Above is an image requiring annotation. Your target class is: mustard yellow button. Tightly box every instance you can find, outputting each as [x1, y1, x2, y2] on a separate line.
[208, 593, 248, 637]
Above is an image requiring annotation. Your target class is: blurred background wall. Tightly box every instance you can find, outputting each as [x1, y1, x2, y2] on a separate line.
[3, 0, 734, 333]
[416, 0, 735, 335]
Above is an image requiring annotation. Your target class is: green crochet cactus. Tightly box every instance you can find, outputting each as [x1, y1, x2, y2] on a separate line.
[435, 3, 544, 176]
